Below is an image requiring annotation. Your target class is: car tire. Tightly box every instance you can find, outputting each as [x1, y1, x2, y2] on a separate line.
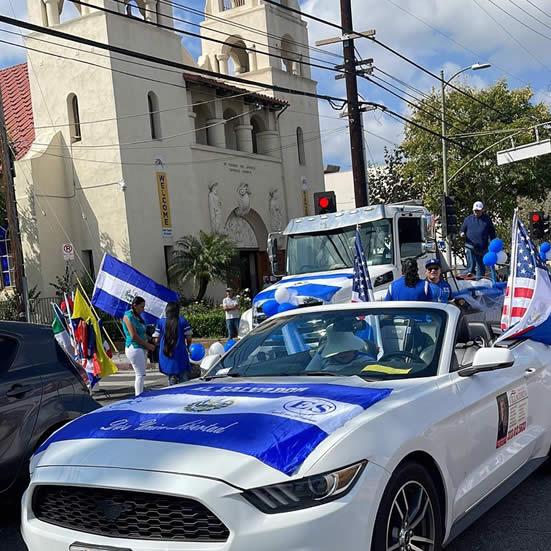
[371, 461, 443, 551]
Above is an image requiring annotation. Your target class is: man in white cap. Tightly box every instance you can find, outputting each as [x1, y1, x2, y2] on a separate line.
[460, 201, 496, 280]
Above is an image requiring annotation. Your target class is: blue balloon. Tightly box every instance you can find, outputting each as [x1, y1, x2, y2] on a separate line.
[489, 239, 504, 253]
[541, 242, 551, 253]
[540, 251, 547, 263]
[483, 252, 498, 267]
[277, 302, 296, 314]
[189, 343, 205, 362]
[262, 299, 279, 318]
[224, 339, 236, 352]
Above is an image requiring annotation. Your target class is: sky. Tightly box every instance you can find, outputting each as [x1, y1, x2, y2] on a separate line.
[2, 0, 551, 170]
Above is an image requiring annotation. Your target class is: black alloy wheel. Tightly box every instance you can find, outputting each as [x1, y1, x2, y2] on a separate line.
[371, 462, 443, 551]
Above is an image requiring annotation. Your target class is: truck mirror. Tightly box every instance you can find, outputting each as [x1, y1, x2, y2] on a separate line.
[421, 214, 435, 242]
[268, 232, 282, 276]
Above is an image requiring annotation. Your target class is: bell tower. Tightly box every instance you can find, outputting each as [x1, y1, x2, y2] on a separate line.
[200, 0, 324, 220]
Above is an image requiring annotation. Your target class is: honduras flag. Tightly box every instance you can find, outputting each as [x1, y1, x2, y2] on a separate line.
[495, 212, 551, 345]
[91, 254, 178, 324]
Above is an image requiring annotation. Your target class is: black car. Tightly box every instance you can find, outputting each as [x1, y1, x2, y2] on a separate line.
[0, 321, 100, 500]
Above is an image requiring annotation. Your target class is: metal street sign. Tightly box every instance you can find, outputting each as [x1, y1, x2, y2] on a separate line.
[62, 243, 74, 261]
[497, 139, 551, 165]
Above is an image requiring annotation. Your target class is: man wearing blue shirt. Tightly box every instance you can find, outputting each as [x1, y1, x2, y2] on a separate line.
[424, 258, 452, 303]
[460, 201, 496, 280]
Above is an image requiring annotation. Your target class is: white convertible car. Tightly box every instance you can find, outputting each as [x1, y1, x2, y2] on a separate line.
[21, 302, 551, 551]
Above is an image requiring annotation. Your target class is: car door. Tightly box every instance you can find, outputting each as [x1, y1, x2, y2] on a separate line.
[0, 330, 43, 494]
[452, 345, 537, 516]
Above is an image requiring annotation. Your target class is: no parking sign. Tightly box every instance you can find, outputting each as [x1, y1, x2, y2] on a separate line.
[62, 243, 75, 261]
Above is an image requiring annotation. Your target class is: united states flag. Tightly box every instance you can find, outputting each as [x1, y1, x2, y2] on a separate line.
[351, 229, 375, 303]
[497, 212, 551, 344]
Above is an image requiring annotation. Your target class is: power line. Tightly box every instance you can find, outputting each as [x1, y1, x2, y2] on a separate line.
[525, 0, 551, 21]
[73, 0, 344, 76]
[485, 0, 551, 42]
[373, 67, 433, 102]
[505, 0, 551, 32]
[262, 0, 513, 121]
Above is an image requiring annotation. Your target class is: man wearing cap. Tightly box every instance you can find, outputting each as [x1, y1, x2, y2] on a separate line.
[425, 258, 452, 303]
[222, 288, 240, 339]
[460, 201, 496, 280]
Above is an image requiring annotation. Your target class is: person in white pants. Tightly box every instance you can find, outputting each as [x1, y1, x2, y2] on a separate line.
[122, 296, 155, 395]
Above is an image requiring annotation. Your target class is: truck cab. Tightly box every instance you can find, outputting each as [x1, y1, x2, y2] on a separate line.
[239, 202, 436, 334]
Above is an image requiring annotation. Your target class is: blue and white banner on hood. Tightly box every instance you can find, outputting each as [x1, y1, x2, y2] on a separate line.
[254, 273, 354, 305]
[36, 383, 391, 475]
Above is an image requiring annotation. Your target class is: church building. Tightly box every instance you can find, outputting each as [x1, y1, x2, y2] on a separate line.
[0, 0, 324, 299]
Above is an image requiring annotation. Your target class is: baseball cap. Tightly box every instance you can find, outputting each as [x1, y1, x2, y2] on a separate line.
[473, 201, 484, 211]
[225, 287, 232, 292]
[425, 258, 441, 268]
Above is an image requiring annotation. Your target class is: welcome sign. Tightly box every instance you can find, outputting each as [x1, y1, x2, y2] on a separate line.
[36, 383, 392, 475]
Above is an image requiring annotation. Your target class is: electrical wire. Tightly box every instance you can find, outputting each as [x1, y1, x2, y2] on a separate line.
[485, 0, 551, 42]
[505, 0, 551, 32]
[525, 0, 551, 21]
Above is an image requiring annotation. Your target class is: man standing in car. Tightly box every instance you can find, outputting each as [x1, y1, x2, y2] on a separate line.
[424, 258, 452, 303]
[460, 201, 496, 280]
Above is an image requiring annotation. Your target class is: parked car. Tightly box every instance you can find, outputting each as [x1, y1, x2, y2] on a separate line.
[0, 321, 100, 501]
[20, 303, 551, 550]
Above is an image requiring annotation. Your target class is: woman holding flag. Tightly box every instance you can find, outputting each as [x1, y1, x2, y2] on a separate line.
[123, 296, 155, 396]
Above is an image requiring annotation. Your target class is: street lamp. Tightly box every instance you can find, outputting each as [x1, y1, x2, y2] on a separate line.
[441, 62, 491, 266]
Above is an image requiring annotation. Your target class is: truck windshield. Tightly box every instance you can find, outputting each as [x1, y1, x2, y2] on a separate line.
[286, 220, 393, 275]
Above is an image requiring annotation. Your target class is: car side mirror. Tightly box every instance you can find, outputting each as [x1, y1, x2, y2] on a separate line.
[458, 348, 514, 377]
[268, 231, 282, 276]
[200, 354, 221, 376]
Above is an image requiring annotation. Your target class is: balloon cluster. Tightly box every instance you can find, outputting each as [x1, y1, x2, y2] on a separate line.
[539, 242, 551, 263]
[189, 343, 205, 363]
[483, 239, 508, 267]
[261, 286, 299, 318]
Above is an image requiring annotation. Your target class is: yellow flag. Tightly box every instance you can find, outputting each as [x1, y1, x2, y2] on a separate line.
[72, 289, 118, 379]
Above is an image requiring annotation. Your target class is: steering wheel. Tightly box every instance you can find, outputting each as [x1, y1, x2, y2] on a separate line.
[379, 351, 424, 363]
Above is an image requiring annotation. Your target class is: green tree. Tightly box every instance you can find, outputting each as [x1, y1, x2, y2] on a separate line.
[368, 147, 420, 204]
[401, 79, 551, 238]
[169, 231, 237, 301]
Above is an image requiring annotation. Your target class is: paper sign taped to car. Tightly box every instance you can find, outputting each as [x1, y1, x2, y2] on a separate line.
[35, 383, 392, 475]
[496, 384, 528, 449]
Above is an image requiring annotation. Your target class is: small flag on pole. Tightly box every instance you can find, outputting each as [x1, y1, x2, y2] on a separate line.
[351, 228, 375, 302]
[52, 303, 74, 356]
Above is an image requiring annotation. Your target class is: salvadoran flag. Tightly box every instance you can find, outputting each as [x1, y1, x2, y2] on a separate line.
[35, 383, 392, 475]
[91, 254, 178, 324]
[495, 212, 551, 345]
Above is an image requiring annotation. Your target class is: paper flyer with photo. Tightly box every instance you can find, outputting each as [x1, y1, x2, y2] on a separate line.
[496, 384, 528, 449]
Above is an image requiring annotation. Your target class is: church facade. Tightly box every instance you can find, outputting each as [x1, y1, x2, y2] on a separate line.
[2, 0, 324, 298]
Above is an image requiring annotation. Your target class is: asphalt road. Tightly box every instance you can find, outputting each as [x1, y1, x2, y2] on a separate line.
[3, 369, 551, 550]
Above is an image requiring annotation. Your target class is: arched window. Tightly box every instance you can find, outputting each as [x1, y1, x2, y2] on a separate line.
[224, 108, 239, 150]
[222, 36, 250, 75]
[296, 127, 305, 165]
[280, 34, 299, 75]
[194, 104, 214, 146]
[148, 91, 161, 140]
[250, 114, 266, 154]
[67, 93, 82, 142]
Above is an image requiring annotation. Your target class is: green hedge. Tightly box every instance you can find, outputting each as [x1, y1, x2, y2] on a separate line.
[184, 310, 227, 338]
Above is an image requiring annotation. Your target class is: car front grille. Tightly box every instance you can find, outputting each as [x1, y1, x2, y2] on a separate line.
[32, 485, 230, 542]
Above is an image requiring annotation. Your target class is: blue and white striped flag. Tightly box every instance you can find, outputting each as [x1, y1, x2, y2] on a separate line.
[91, 254, 178, 324]
[351, 229, 374, 302]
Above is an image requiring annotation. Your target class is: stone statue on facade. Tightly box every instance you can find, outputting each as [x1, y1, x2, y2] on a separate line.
[208, 182, 223, 233]
[236, 182, 251, 217]
[269, 188, 284, 231]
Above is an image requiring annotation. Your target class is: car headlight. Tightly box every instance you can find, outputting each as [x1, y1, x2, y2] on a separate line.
[242, 461, 366, 513]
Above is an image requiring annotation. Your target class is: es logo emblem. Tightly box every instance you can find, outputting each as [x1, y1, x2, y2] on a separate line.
[283, 399, 336, 416]
[184, 399, 234, 412]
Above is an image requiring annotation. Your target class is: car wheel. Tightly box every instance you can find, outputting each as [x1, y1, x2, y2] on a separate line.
[371, 461, 443, 551]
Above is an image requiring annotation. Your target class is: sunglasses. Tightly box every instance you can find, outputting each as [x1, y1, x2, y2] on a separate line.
[426, 266, 440, 272]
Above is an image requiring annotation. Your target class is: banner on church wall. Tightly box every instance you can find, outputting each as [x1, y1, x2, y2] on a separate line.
[156, 171, 172, 238]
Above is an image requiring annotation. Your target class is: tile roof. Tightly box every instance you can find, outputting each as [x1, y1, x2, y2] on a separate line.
[0, 63, 35, 160]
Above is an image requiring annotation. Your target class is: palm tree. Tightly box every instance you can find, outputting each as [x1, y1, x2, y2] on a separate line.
[169, 231, 237, 301]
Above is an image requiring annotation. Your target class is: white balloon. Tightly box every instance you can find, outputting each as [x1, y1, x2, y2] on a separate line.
[497, 251, 508, 265]
[289, 295, 300, 306]
[274, 286, 290, 304]
[546, 251, 551, 261]
[208, 342, 225, 356]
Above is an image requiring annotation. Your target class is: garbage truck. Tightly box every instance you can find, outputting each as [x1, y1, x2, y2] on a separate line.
[238, 201, 443, 335]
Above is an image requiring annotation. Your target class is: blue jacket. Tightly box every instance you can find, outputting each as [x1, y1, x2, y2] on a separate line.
[384, 277, 433, 301]
[460, 214, 496, 252]
[428, 280, 452, 303]
[154, 316, 192, 376]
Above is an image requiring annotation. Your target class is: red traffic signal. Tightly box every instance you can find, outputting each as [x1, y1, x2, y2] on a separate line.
[313, 191, 337, 215]
[532, 213, 541, 223]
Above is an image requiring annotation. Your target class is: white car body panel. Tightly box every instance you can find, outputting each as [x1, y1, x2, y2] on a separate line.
[21, 302, 551, 550]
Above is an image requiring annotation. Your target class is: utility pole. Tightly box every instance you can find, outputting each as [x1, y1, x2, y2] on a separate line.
[0, 85, 29, 321]
[340, 0, 368, 208]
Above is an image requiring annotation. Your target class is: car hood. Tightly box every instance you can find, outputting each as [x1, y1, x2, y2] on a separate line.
[34, 376, 429, 488]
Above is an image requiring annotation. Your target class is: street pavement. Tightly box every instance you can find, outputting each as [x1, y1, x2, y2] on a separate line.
[3, 369, 551, 550]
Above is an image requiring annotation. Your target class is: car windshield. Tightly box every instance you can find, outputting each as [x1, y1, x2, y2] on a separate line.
[286, 220, 393, 275]
[210, 308, 447, 381]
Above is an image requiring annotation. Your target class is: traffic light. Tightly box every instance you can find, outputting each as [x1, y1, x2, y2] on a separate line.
[530, 211, 547, 239]
[313, 191, 337, 215]
[441, 195, 457, 237]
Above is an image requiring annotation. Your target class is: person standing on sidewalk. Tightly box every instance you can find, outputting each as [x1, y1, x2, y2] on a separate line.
[223, 287, 240, 339]
[460, 201, 496, 280]
[123, 296, 155, 396]
[153, 301, 193, 386]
